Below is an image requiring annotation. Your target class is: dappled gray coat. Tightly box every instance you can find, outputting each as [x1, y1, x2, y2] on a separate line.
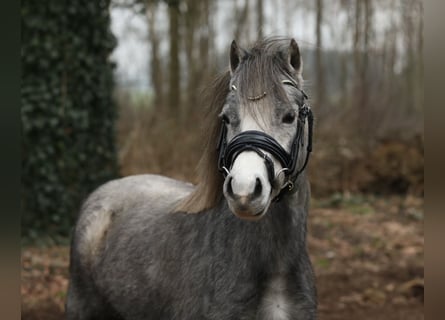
[66, 38, 317, 320]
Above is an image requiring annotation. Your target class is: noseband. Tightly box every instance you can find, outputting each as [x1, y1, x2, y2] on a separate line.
[217, 88, 313, 201]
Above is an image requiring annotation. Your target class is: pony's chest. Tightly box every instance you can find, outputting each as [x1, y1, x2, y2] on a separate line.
[257, 275, 292, 320]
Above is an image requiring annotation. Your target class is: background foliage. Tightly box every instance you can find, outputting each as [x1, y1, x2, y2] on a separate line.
[21, 0, 118, 243]
[113, 0, 423, 197]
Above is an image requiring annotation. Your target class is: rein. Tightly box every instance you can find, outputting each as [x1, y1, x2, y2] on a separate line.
[217, 85, 314, 201]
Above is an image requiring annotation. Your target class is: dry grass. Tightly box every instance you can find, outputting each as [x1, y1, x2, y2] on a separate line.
[116, 91, 202, 183]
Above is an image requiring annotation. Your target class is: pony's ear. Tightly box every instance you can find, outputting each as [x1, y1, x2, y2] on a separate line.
[230, 40, 242, 74]
[288, 39, 303, 74]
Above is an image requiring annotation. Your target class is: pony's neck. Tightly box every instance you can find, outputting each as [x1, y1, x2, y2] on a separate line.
[216, 194, 305, 264]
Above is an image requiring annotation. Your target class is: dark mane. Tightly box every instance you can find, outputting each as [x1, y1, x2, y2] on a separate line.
[176, 37, 301, 213]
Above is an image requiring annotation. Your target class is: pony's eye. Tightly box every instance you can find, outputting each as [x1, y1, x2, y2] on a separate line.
[282, 111, 296, 124]
[221, 114, 230, 124]
[282, 79, 296, 87]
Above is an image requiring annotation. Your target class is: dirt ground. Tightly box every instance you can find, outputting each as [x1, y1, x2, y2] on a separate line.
[21, 195, 423, 320]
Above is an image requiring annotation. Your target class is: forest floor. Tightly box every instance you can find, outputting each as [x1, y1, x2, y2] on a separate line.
[21, 194, 423, 320]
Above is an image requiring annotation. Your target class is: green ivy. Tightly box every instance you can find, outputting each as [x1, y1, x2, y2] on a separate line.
[21, 0, 118, 242]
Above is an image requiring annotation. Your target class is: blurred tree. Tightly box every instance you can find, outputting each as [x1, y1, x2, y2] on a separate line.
[130, 0, 216, 121]
[402, 0, 423, 114]
[198, 0, 213, 83]
[315, 0, 325, 112]
[362, 0, 372, 111]
[353, 0, 363, 106]
[183, 0, 199, 114]
[234, 0, 250, 43]
[146, 0, 164, 108]
[257, 0, 264, 39]
[182, 0, 213, 118]
[21, 0, 118, 242]
[352, 0, 372, 136]
[167, 0, 181, 114]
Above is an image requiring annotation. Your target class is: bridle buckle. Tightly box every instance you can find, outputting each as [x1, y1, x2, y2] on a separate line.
[287, 181, 294, 191]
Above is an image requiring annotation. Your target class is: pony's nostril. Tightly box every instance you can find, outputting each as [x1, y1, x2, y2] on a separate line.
[226, 176, 234, 198]
[253, 178, 262, 198]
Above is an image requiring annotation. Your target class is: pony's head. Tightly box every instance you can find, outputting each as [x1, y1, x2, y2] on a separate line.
[178, 38, 312, 221]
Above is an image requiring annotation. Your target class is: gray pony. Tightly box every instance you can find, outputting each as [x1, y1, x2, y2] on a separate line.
[66, 37, 317, 320]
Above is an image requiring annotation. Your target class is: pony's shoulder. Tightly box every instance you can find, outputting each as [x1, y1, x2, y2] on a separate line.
[114, 174, 194, 191]
[76, 174, 195, 235]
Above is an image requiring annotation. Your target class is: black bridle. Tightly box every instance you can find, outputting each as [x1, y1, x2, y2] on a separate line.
[217, 90, 313, 201]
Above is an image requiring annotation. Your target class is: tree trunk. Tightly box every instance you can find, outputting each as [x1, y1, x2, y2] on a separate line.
[315, 0, 325, 112]
[353, 0, 362, 88]
[416, 0, 423, 113]
[168, 0, 181, 115]
[257, 0, 264, 39]
[361, 0, 372, 111]
[184, 0, 198, 114]
[234, 0, 250, 42]
[199, 0, 211, 80]
[146, 2, 163, 108]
